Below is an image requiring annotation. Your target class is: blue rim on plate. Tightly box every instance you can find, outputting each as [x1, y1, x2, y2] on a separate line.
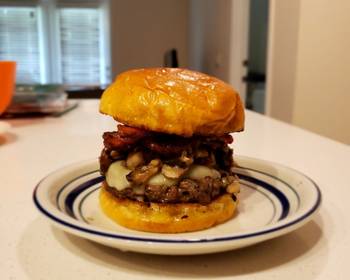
[33, 157, 322, 244]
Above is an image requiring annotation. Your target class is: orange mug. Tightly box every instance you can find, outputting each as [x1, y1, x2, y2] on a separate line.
[0, 61, 16, 115]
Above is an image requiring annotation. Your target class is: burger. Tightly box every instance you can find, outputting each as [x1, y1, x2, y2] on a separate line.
[99, 68, 245, 233]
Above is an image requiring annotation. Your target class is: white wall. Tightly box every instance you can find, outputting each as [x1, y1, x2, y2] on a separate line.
[292, 0, 350, 144]
[267, 0, 350, 144]
[109, 0, 189, 78]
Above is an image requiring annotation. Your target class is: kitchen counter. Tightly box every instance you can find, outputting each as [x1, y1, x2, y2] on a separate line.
[1, 100, 349, 279]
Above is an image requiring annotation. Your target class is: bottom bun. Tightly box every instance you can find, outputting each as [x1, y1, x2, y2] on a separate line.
[99, 186, 238, 233]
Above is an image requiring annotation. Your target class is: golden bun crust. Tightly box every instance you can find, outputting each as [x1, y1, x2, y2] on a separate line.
[99, 187, 237, 233]
[100, 68, 245, 136]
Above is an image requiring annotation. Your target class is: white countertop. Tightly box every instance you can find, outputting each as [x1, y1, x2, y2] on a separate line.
[1, 100, 349, 280]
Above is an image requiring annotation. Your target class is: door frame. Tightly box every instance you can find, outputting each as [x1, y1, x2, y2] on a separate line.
[228, 0, 250, 103]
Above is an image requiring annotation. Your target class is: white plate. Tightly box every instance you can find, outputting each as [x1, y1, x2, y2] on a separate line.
[0, 121, 10, 134]
[33, 156, 321, 255]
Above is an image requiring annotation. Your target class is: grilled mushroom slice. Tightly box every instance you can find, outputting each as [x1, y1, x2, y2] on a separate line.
[226, 180, 240, 194]
[161, 164, 188, 179]
[179, 151, 194, 166]
[126, 159, 161, 184]
[126, 151, 144, 169]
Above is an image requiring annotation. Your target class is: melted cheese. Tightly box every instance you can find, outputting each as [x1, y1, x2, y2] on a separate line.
[185, 165, 221, 180]
[148, 173, 178, 186]
[105, 160, 221, 191]
[105, 161, 130, 191]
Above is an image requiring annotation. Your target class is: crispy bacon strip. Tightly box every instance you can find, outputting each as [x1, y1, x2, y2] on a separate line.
[103, 132, 135, 149]
[222, 134, 233, 144]
[103, 124, 234, 153]
[144, 137, 191, 156]
[117, 124, 149, 138]
[103, 125, 149, 150]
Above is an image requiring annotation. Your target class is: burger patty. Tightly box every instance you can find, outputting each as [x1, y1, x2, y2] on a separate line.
[104, 176, 234, 205]
[99, 125, 238, 205]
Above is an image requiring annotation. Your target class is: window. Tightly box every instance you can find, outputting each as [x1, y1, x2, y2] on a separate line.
[59, 8, 101, 84]
[0, 1, 111, 85]
[0, 7, 41, 83]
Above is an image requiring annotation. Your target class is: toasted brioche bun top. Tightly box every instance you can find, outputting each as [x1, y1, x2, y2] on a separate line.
[100, 68, 245, 136]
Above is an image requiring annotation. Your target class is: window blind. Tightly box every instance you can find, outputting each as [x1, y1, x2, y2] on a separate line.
[0, 7, 41, 83]
[58, 7, 101, 85]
